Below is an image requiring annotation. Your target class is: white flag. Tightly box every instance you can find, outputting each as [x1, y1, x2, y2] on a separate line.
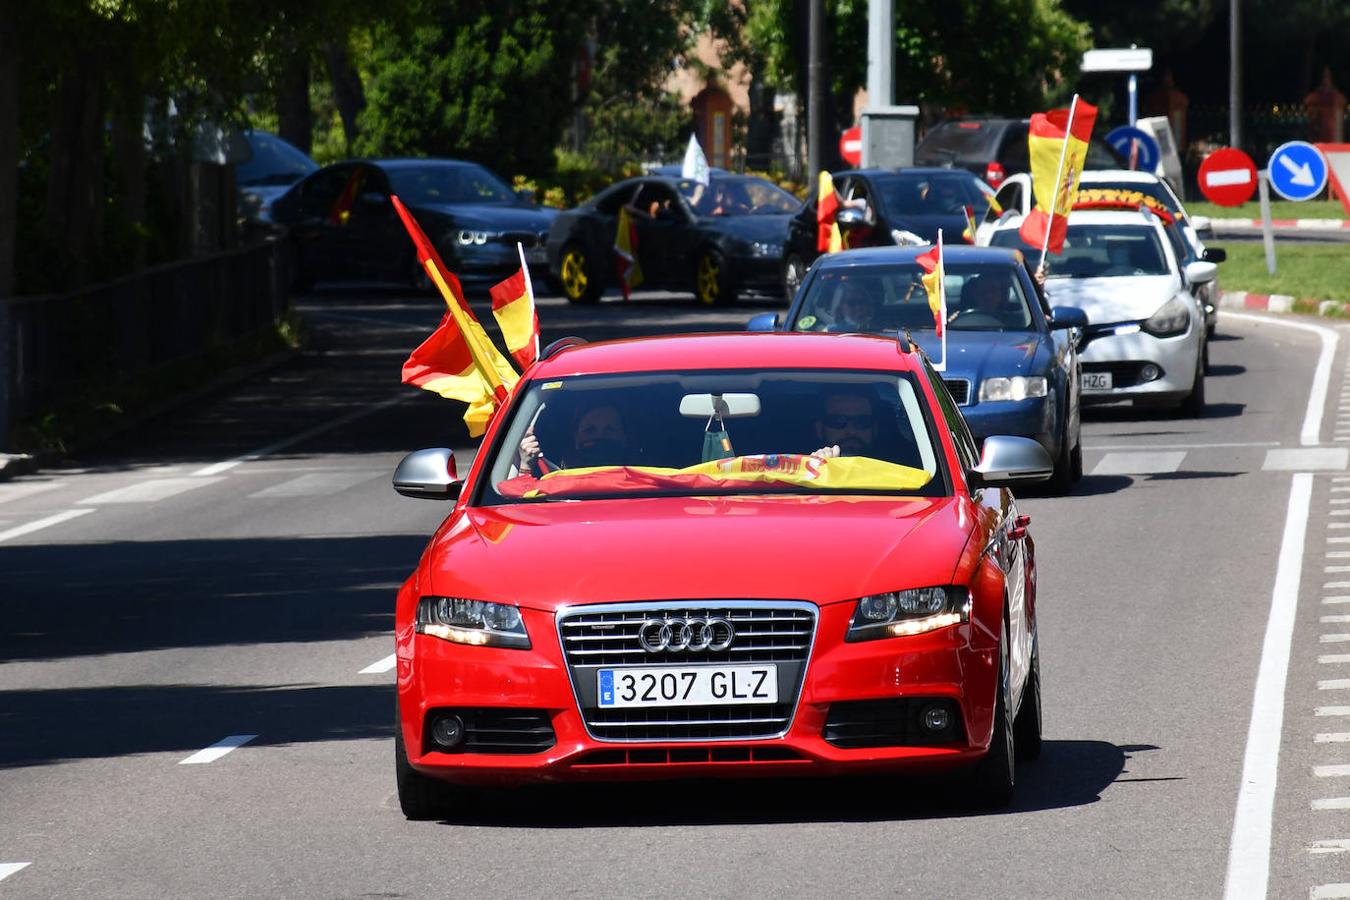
[682, 134, 710, 186]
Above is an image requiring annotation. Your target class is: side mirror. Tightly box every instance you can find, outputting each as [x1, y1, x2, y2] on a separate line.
[746, 312, 780, 332]
[1184, 260, 1218, 285]
[836, 206, 867, 228]
[970, 435, 1053, 487]
[393, 448, 463, 500]
[1202, 247, 1226, 264]
[1049, 306, 1088, 330]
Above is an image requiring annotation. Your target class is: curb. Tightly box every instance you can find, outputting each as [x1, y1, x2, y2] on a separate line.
[1219, 290, 1349, 318]
[1209, 219, 1349, 235]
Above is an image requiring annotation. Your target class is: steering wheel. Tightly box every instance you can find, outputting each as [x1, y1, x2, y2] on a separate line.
[948, 310, 1004, 328]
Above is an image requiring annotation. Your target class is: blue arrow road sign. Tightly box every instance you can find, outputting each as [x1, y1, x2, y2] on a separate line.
[1267, 141, 1328, 201]
[1105, 126, 1160, 173]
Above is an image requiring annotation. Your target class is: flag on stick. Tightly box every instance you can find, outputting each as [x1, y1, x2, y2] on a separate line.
[1019, 95, 1098, 263]
[961, 204, 978, 243]
[614, 206, 642, 300]
[915, 230, 948, 372]
[816, 171, 843, 254]
[490, 244, 540, 369]
[681, 134, 710, 186]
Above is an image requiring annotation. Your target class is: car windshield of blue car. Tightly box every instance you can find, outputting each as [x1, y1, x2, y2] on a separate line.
[791, 263, 1035, 334]
[237, 132, 318, 186]
[388, 164, 516, 205]
[481, 370, 945, 503]
[873, 174, 989, 217]
[679, 177, 801, 216]
[990, 223, 1169, 279]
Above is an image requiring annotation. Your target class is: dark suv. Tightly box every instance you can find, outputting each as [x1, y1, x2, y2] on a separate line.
[915, 118, 1123, 190]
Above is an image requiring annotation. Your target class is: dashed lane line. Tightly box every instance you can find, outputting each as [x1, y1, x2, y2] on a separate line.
[79, 477, 223, 505]
[1322, 635, 1350, 643]
[1310, 840, 1350, 854]
[1090, 451, 1186, 476]
[0, 863, 30, 883]
[1315, 711, 1350, 720]
[1318, 680, 1350, 690]
[1320, 655, 1350, 663]
[1316, 733, 1350, 743]
[1311, 884, 1350, 899]
[0, 508, 96, 544]
[179, 734, 258, 765]
[0, 481, 60, 506]
[1311, 798, 1350, 810]
[359, 654, 397, 674]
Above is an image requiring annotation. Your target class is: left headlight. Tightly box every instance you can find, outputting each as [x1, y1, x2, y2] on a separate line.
[846, 586, 970, 641]
[415, 596, 530, 649]
[455, 230, 494, 246]
[978, 376, 1048, 402]
[1141, 296, 1191, 338]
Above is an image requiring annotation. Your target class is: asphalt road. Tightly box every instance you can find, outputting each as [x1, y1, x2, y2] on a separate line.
[2, 283, 1349, 898]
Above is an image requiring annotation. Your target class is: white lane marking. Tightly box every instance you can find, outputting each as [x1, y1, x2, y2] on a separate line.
[1333, 499, 1350, 505]
[1316, 710, 1350, 719]
[1321, 655, 1350, 663]
[0, 481, 60, 506]
[1336, 477, 1350, 483]
[1320, 680, 1350, 690]
[1265, 448, 1350, 471]
[1087, 441, 1278, 451]
[1330, 511, 1350, 518]
[1091, 451, 1186, 476]
[1316, 733, 1350, 743]
[1323, 635, 1350, 643]
[80, 477, 222, 505]
[1327, 537, 1350, 543]
[1313, 798, 1350, 811]
[192, 393, 410, 477]
[1329, 523, 1350, 528]
[1223, 473, 1313, 900]
[1324, 616, 1350, 623]
[1310, 840, 1350, 853]
[1327, 582, 1350, 588]
[0, 508, 96, 544]
[179, 734, 258, 765]
[1327, 567, 1350, 573]
[1228, 314, 1339, 446]
[1311, 884, 1350, 899]
[248, 472, 375, 499]
[359, 654, 397, 674]
[1328, 552, 1350, 558]
[1325, 598, 1350, 605]
[0, 863, 30, 883]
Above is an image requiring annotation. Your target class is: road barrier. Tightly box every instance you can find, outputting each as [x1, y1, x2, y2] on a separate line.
[0, 238, 290, 449]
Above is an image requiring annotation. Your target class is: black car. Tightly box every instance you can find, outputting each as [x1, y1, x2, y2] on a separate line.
[270, 158, 557, 292]
[546, 169, 801, 305]
[235, 130, 318, 225]
[783, 167, 994, 301]
[915, 117, 1124, 190]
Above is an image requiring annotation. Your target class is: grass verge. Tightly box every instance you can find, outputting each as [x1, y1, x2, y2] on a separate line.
[1188, 198, 1347, 220]
[1211, 241, 1350, 304]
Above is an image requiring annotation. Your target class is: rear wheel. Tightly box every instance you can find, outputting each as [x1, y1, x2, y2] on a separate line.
[695, 249, 736, 306]
[395, 701, 466, 821]
[782, 253, 807, 303]
[1013, 633, 1043, 761]
[559, 243, 601, 304]
[970, 617, 1016, 807]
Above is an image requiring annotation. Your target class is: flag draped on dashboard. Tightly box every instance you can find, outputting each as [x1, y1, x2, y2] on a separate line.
[1019, 96, 1098, 260]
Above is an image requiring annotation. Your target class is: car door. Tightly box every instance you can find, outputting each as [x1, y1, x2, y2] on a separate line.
[629, 181, 689, 287]
[836, 175, 880, 248]
[293, 164, 358, 278]
[343, 166, 406, 280]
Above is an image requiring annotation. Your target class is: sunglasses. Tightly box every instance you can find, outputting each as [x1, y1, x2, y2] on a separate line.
[823, 414, 875, 430]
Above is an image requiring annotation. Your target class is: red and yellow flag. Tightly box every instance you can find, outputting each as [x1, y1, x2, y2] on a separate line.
[489, 246, 540, 369]
[816, 171, 843, 254]
[1018, 97, 1098, 257]
[915, 235, 946, 339]
[961, 204, 978, 243]
[613, 207, 642, 300]
[329, 167, 367, 226]
[391, 194, 519, 437]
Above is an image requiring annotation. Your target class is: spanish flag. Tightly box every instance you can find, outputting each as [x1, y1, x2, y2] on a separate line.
[1019, 96, 1097, 258]
[613, 206, 642, 300]
[961, 204, 978, 243]
[489, 245, 540, 369]
[330, 167, 367, 226]
[915, 232, 946, 340]
[391, 195, 520, 437]
[816, 171, 843, 254]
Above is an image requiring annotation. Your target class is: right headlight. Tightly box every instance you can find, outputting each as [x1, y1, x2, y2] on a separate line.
[846, 586, 970, 641]
[415, 596, 530, 649]
[1141, 296, 1190, 338]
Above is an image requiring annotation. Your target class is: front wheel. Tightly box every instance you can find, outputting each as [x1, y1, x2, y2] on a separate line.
[970, 617, 1016, 807]
[1178, 355, 1206, 418]
[695, 250, 736, 306]
[559, 243, 601, 304]
[395, 702, 467, 821]
[782, 253, 807, 303]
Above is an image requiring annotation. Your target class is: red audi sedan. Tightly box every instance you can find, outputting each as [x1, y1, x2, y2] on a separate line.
[391, 332, 1051, 818]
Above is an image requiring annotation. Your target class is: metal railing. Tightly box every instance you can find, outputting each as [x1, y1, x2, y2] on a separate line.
[0, 238, 290, 449]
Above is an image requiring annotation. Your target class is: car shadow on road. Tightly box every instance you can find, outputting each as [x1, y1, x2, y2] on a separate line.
[429, 739, 1139, 828]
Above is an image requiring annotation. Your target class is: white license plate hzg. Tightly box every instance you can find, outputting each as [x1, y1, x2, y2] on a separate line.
[597, 665, 778, 709]
[1081, 372, 1114, 392]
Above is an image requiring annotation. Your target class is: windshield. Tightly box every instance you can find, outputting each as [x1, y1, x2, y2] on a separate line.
[237, 132, 318, 186]
[792, 262, 1035, 333]
[387, 164, 516, 205]
[482, 369, 943, 503]
[678, 176, 801, 216]
[990, 223, 1169, 278]
[873, 174, 990, 217]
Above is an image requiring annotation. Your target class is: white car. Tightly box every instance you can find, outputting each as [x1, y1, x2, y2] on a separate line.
[975, 170, 1224, 337]
[986, 207, 1216, 417]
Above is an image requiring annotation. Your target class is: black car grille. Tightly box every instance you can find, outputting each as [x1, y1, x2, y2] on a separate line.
[943, 378, 971, 406]
[1081, 361, 1162, 390]
[822, 698, 964, 748]
[423, 708, 556, 755]
[500, 230, 548, 249]
[558, 601, 816, 742]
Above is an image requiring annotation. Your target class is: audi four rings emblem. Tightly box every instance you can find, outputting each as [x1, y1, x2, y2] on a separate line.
[638, 616, 735, 652]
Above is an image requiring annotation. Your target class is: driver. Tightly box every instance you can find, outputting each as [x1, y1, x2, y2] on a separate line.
[811, 389, 878, 459]
[828, 280, 882, 332]
[956, 273, 1007, 319]
[519, 403, 630, 473]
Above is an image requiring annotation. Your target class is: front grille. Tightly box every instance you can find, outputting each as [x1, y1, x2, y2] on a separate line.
[1081, 361, 1162, 390]
[423, 708, 556, 755]
[558, 601, 817, 742]
[823, 698, 964, 748]
[943, 378, 971, 406]
[500, 230, 547, 248]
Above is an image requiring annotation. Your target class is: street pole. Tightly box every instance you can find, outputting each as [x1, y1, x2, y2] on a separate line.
[807, 0, 823, 179]
[1258, 169, 1276, 275]
[866, 0, 894, 107]
[1230, 0, 1242, 148]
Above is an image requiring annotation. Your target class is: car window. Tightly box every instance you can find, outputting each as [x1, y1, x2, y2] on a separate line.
[997, 124, 1029, 173]
[990, 223, 1170, 278]
[632, 182, 680, 217]
[386, 163, 515, 205]
[481, 369, 947, 503]
[791, 262, 1035, 334]
[873, 174, 986, 217]
[299, 166, 354, 219]
[1163, 222, 1196, 265]
[986, 181, 1023, 224]
[679, 176, 799, 216]
[237, 132, 317, 186]
[916, 121, 1002, 163]
[594, 184, 638, 215]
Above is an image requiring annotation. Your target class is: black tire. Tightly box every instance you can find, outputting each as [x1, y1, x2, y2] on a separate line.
[782, 253, 807, 303]
[1178, 355, 1206, 418]
[695, 249, 737, 306]
[970, 616, 1015, 807]
[1046, 409, 1082, 493]
[558, 243, 601, 304]
[394, 702, 463, 821]
[1013, 633, 1043, 761]
[1202, 335, 1212, 374]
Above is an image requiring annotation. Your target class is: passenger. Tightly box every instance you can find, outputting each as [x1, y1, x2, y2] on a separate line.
[519, 403, 630, 474]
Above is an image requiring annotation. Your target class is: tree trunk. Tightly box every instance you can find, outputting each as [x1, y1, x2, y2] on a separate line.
[0, 13, 18, 298]
[45, 59, 107, 288]
[111, 100, 147, 271]
[276, 47, 312, 155]
[324, 40, 366, 153]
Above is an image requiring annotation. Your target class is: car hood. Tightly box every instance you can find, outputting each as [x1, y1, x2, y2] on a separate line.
[697, 215, 794, 243]
[426, 495, 968, 610]
[417, 202, 559, 231]
[909, 329, 1045, 381]
[1045, 275, 1177, 323]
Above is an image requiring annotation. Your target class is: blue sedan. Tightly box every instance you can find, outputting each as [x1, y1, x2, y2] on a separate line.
[749, 245, 1088, 489]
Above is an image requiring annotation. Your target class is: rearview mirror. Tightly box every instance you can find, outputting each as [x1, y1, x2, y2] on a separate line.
[1184, 260, 1218, 285]
[679, 393, 762, 419]
[1049, 306, 1088, 330]
[970, 435, 1053, 487]
[393, 448, 462, 500]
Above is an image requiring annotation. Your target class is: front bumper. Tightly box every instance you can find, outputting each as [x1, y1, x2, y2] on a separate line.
[444, 242, 550, 291]
[1079, 325, 1200, 402]
[728, 255, 784, 296]
[397, 602, 999, 785]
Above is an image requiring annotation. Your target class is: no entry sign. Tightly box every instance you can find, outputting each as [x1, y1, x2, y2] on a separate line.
[1198, 148, 1257, 207]
[839, 126, 861, 167]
